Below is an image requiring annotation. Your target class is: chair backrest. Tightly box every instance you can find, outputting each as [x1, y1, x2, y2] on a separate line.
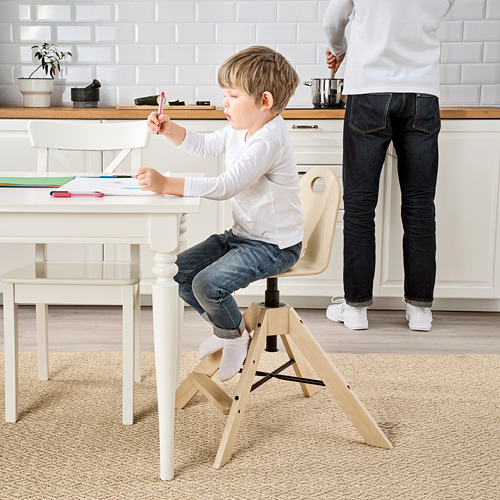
[280, 166, 342, 277]
[28, 120, 150, 173]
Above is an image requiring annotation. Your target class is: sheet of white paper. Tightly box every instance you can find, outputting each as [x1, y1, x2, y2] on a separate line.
[54, 174, 172, 196]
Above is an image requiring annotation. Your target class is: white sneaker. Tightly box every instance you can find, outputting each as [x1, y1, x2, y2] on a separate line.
[405, 302, 433, 331]
[326, 298, 368, 330]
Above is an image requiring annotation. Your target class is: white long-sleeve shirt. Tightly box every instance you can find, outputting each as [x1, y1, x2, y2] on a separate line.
[323, 0, 454, 97]
[179, 115, 304, 249]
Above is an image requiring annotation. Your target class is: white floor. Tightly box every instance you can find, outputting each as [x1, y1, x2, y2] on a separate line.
[1, 305, 499, 355]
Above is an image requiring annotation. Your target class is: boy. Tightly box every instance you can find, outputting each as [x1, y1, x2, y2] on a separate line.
[136, 46, 303, 381]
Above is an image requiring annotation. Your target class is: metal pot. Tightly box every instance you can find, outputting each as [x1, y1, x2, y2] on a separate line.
[304, 78, 344, 109]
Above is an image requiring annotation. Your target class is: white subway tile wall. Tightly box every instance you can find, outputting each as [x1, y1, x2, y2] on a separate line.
[0, 0, 499, 107]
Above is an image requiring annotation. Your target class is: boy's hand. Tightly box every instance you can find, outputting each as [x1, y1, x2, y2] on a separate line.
[146, 111, 186, 146]
[135, 168, 185, 196]
[147, 111, 170, 136]
[136, 167, 169, 193]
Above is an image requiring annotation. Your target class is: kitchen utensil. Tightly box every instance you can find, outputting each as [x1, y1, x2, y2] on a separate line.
[304, 69, 344, 109]
[71, 79, 100, 108]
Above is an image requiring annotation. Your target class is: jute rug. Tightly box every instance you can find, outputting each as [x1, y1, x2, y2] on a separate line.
[0, 352, 499, 500]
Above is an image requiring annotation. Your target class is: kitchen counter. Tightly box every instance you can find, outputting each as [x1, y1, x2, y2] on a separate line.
[1, 106, 499, 120]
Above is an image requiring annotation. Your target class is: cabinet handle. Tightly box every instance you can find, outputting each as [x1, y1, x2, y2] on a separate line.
[291, 124, 318, 129]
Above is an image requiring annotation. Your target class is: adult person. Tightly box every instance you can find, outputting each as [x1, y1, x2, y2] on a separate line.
[323, 0, 455, 331]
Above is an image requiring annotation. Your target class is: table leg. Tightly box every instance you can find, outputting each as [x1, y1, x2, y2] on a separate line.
[176, 214, 188, 388]
[152, 250, 179, 481]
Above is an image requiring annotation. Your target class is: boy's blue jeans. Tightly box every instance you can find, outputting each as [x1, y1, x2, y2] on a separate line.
[174, 230, 302, 339]
[343, 93, 440, 308]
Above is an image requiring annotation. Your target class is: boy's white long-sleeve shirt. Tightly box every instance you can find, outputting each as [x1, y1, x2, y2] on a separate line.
[323, 0, 454, 97]
[179, 115, 304, 249]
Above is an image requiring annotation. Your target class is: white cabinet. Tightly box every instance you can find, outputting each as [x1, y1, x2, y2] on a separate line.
[379, 120, 500, 301]
[1, 117, 500, 309]
[237, 119, 500, 309]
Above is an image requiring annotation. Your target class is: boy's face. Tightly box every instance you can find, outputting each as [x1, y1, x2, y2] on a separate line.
[222, 87, 269, 136]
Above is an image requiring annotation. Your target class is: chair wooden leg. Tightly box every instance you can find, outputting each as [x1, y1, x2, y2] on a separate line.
[4, 284, 19, 423]
[134, 284, 141, 383]
[122, 286, 135, 425]
[36, 303, 49, 381]
[175, 350, 222, 409]
[130, 244, 141, 383]
[288, 308, 392, 450]
[213, 308, 269, 469]
[280, 333, 319, 398]
[242, 302, 260, 333]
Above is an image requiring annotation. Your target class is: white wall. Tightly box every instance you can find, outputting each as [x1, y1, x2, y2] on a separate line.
[0, 0, 499, 108]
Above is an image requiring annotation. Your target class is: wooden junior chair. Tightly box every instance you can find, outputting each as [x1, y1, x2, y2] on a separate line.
[175, 166, 393, 468]
[1, 120, 150, 426]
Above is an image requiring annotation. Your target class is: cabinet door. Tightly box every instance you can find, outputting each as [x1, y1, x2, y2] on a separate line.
[0, 119, 38, 171]
[379, 120, 500, 299]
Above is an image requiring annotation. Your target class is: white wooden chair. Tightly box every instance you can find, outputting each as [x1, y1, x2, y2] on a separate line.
[175, 167, 393, 468]
[1, 120, 150, 425]
[29, 119, 150, 174]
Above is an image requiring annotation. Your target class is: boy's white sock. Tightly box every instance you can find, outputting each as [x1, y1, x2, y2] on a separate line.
[218, 330, 251, 382]
[197, 334, 225, 361]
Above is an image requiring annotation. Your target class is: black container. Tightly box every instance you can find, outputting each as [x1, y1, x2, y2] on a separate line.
[71, 79, 101, 108]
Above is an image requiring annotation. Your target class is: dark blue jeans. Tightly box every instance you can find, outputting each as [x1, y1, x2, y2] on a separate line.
[343, 93, 440, 308]
[174, 230, 302, 339]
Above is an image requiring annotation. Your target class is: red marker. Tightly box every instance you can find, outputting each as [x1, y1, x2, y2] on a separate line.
[157, 91, 165, 134]
[51, 191, 104, 198]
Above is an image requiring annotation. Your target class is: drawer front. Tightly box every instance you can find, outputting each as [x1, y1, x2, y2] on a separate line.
[286, 120, 343, 165]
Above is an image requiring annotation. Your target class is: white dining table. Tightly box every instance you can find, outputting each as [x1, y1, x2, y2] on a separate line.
[0, 175, 201, 480]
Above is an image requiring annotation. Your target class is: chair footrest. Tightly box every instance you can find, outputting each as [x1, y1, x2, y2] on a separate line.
[188, 372, 232, 415]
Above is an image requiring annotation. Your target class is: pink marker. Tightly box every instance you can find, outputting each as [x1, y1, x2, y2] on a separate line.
[51, 191, 104, 198]
[157, 91, 165, 134]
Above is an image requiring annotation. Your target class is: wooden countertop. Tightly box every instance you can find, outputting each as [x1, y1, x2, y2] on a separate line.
[0, 106, 499, 120]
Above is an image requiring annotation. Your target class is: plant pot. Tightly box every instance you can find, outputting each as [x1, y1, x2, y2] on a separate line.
[18, 78, 54, 107]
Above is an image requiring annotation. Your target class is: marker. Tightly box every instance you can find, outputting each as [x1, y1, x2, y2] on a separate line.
[80, 175, 132, 178]
[51, 191, 104, 198]
[82, 174, 133, 179]
[157, 91, 165, 134]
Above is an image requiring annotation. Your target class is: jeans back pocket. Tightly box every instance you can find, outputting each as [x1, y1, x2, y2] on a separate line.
[348, 93, 392, 134]
[413, 94, 441, 134]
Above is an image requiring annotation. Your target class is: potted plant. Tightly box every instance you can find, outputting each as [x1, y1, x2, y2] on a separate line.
[18, 43, 72, 107]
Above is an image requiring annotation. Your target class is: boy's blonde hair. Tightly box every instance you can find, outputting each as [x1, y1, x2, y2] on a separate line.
[218, 46, 299, 114]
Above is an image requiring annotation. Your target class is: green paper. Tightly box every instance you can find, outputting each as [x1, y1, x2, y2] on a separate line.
[0, 176, 75, 188]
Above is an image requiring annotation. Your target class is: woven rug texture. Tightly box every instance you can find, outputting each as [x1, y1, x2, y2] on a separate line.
[0, 352, 499, 500]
